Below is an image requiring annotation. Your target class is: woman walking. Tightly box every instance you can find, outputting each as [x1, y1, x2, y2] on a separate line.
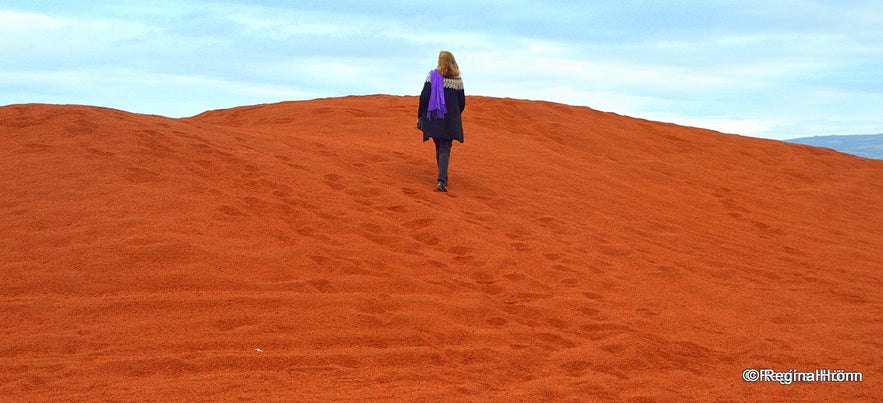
[418, 51, 465, 193]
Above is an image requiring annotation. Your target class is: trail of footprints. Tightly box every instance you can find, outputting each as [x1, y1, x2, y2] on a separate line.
[212, 152, 640, 377]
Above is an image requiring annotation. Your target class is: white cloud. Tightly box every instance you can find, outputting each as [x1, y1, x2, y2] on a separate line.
[0, 69, 315, 116]
[1, 1, 881, 139]
[0, 10, 72, 30]
[646, 115, 779, 138]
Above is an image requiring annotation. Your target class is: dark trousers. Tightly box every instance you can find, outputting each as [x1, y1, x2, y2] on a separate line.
[433, 138, 453, 186]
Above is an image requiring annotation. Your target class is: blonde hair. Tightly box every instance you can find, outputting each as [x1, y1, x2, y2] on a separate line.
[437, 51, 460, 78]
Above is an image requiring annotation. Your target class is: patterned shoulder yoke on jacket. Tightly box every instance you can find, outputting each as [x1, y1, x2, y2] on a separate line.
[424, 74, 464, 90]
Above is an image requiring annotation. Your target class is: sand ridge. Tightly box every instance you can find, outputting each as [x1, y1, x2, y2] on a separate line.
[1, 95, 881, 400]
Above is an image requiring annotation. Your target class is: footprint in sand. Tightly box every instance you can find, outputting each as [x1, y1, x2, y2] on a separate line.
[403, 218, 435, 230]
[511, 242, 531, 252]
[359, 222, 384, 233]
[124, 167, 163, 183]
[485, 317, 508, 327]
[577, 323, 633, 341]
[560, 278, 579, 287]
[560, 360, 593, 377]
[324, 173, 346, 190]
[551, 264, 577, 273]
[582, 292, 604, 300]
[385, 205, 408, 213]
[448, 246, 473, 255]
[214, 205, 249, 221]
[410, 232, 440, 246]
[534, 332, 577, 351]
[238, 196, 270, 214]
[242, 164, 261, 179]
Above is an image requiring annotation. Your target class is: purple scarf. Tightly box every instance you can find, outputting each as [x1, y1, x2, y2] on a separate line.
[426, 69, 447, 120]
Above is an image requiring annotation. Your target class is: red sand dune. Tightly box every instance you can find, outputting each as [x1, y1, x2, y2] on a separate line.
[1, 95, 881, 401]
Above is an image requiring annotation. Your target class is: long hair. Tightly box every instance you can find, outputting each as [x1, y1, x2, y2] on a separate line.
[437, 51, 460, 78]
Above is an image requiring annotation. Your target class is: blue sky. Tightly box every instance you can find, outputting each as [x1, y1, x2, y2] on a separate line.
[2, 1, 881, 140]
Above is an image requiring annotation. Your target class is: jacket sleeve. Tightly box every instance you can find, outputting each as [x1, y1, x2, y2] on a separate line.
[418, 80, 430, 119]
[458, 88, 466, 112]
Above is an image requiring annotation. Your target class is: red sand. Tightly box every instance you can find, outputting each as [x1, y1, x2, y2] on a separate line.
[1, 95, 880, 401]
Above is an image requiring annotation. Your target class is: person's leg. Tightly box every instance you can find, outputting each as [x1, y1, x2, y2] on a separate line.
[434, 139, 441, 169]
[433, 138, 453, 189]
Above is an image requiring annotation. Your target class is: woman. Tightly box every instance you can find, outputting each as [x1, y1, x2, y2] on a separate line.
[418, 50, 465, 193]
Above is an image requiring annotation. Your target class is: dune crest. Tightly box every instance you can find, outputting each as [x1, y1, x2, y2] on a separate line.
[1, 95, 881, 400]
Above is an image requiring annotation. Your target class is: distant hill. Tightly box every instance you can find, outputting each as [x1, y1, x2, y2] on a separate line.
[786, 134, 883, 159]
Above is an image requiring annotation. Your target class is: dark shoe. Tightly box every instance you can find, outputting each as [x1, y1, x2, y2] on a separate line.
[436, 182, 448, 192]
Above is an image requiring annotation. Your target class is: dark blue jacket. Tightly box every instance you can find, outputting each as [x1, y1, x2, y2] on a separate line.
[418, 73, 465, 143]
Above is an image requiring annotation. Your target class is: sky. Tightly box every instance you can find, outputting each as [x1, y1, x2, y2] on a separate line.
[1, 0, 881, 140]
